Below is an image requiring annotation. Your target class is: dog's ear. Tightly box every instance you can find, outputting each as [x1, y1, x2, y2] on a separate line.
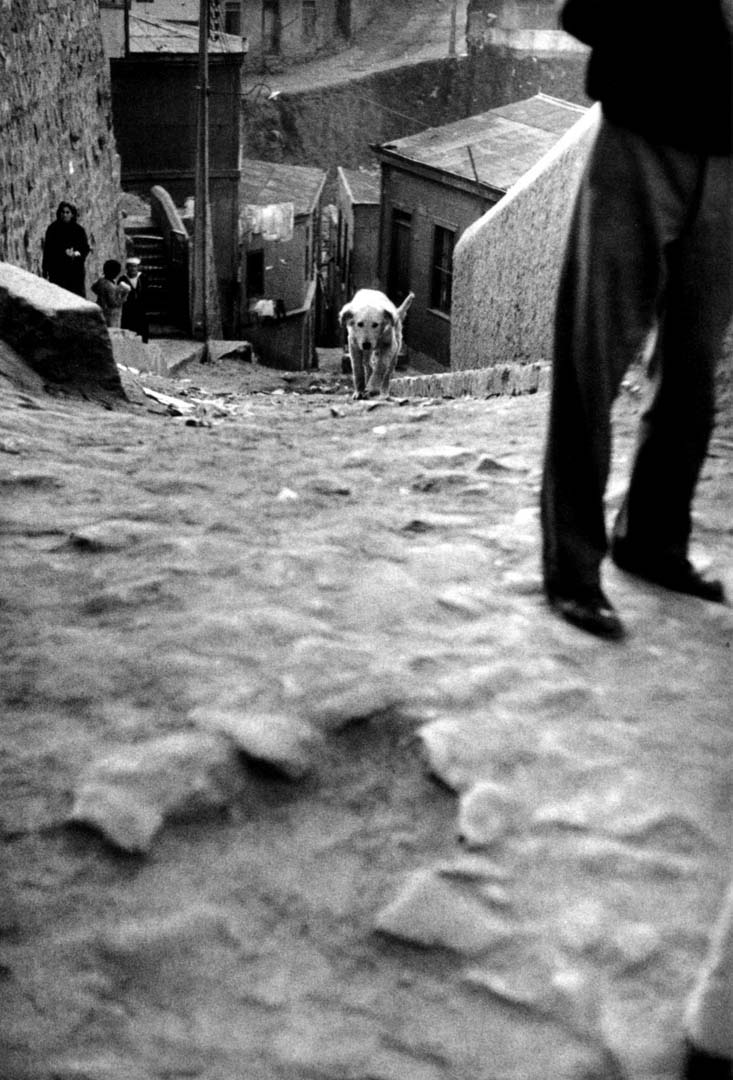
[382, 308, 395, 326]
[396, 292, 414, 320]
[339, 304, 353, 327]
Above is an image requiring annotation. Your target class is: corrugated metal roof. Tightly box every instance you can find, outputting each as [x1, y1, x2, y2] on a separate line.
[240, 159, 327, 217]
[339, 168, 381, 205]
[129, 14, 245, 54]
[378, 94, 586, 193]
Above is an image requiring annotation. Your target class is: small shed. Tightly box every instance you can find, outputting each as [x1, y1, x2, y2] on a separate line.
[327, 167, 381, 343]
[240, 159, 326, 370]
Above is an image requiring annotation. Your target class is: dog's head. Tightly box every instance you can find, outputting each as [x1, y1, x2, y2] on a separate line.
[339, 300, 394, 354]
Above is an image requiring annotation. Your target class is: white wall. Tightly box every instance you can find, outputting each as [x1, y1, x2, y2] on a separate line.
[450, 103, 600, 371]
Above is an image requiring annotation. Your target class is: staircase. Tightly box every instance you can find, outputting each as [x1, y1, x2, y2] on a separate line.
[124, 215, 187, 337]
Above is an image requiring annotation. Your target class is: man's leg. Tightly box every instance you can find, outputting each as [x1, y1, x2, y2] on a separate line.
[541, 121, 684, 635]
[612, 152, 733, 600]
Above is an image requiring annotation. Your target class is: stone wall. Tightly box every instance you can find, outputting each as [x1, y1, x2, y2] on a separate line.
[0, 0, 124, 295]
[451, 103, 600, 371]
[464, 41, 588, 115]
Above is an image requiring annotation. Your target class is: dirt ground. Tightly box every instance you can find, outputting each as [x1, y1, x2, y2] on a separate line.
[0, 345, 731, 1080]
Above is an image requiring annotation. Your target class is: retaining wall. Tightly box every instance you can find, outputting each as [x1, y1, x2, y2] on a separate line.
[0, 0, 124, 294]
[390, 361, 548, 400]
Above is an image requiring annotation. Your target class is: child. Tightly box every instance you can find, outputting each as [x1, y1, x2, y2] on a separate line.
[119, 256, 150, 343]
[91, 259, 131, 328]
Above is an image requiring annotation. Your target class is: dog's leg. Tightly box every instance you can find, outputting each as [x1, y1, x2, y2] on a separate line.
[366, 349, 395, 397]
[350, 342, 367, 399]
[381, 353, 398, 395]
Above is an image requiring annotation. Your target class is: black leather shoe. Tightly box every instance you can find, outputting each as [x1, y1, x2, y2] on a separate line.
[681, 1037, 733, 1079]
[546, 584, 625, 640]
[611, 541, 726, 603]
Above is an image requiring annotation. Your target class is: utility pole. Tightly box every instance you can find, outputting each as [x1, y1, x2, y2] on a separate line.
[449, 0, 458, 56]
[123, 0, 130, 58]
[193, 0, 210, 348]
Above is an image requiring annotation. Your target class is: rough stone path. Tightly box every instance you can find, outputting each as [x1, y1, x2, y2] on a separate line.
[1, 350, 731, 1080]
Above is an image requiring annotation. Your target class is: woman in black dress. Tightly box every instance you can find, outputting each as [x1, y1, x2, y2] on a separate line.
[42, 202, 90, 297]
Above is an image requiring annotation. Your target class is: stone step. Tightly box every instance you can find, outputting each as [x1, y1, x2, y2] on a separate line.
[128, 234, 165, 253]
[123, 215, 157, 234]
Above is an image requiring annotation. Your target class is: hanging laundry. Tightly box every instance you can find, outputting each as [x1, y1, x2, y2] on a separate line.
[261, 202, 294, 242]
[241, 202, 294, 242]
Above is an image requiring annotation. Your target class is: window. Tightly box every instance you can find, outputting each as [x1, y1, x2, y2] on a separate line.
[336, 0, 351, 39]
[304, 222, 312, 282]
[224, 1, 241, 36]
[340, 220, 349, 283]
[430, 225, 455, 314]
[246, 249, 264, 297]
[302, 0, 316, 41]
[387, 208, 412, 305]
[263, 0, 281, 53]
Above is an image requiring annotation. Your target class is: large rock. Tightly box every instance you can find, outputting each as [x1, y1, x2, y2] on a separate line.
[69, 732, 245, 852]
[374, 868, 512, 955]
[192, 708, 325, 780]
[0, 261, 125, 399]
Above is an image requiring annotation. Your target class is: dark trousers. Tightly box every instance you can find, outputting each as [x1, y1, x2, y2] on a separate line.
[541, 119, 733, 593]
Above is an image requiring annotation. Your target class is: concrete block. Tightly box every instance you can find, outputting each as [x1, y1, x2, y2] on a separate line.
[0, 262, 125, 399]
[108, 328, 167, 376]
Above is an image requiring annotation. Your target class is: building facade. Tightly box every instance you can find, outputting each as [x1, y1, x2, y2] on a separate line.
[102, 1, 383, 68]
[372, 94, 586, 368]
[101, 8, 246, 336]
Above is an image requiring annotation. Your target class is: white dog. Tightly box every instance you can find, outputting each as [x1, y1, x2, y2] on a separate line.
[339, 288, 414, 399]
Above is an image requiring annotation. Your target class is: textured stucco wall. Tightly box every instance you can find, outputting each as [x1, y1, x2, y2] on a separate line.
[0, 0, 124, 295]
[450, 103, 600, 371]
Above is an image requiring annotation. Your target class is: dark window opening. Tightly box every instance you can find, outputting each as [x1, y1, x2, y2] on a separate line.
[336, 0, 351, 39]
[430, 225, 455, 314]
[387, 207, 412, 305]
[303, 0, 316, 41]
[263, 0, 281, 53]
[224, 1, 241, 36]
[341, 221, 349, 283]
[247, 249, 265, 297]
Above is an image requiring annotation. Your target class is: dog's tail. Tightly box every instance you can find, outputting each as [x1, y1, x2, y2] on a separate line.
[396, 292, 415, 321]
